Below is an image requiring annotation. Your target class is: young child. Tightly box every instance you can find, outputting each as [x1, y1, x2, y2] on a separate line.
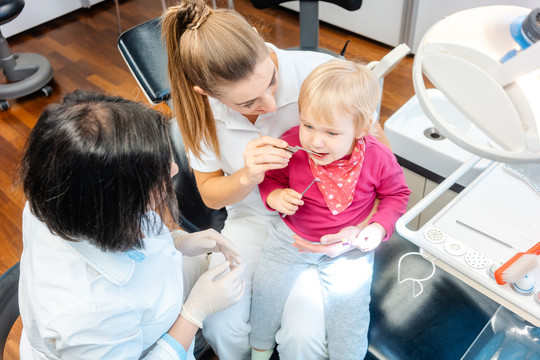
[250, 59, 410, 360]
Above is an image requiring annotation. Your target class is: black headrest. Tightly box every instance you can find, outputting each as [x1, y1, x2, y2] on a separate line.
[117, 17, 170, 104]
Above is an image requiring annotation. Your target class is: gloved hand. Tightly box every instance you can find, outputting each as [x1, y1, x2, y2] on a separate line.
[172, 229, 242, 265]
[350, 223, 386, 252]
[181, 261, 246, 328]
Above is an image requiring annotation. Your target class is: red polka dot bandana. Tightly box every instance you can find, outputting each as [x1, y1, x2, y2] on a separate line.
[308, 138, 365, 215]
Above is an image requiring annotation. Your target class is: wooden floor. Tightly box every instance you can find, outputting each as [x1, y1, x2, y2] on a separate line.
[0, 0, 414, 358]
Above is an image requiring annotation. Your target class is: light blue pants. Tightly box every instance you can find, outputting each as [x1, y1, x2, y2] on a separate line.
[203, 211, 328, 360]
[250, 220, 374, 360]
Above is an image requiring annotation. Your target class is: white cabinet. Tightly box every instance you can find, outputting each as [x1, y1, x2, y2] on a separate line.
[280, 0, 409, 47]
[2, 0, 105, 38]
[402, 167, 457, 231]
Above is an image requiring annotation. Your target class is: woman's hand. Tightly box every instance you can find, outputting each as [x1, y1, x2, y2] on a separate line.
[180, 261, 246, 328]
[172, 229, 242, 266]
[267, 188, 304, 215]
[243, 136, 292, 185]
[193, 136, 294, 210]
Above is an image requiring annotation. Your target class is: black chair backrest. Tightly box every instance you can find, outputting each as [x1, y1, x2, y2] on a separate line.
[118, 17, 170, 104]
[168, 116, 227, 233]
[0, 262, 20, 360]
[118, 18, 226, 233]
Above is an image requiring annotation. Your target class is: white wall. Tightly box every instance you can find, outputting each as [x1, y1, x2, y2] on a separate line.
[280, 0, 408, 47]
[280, 0, 539, 50]
[1, 0, 105, 38]
[408, 0, 540, 52]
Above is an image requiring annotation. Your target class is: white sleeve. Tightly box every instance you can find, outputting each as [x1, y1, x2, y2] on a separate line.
[42, 299, 186, 360]
[187, 142, 222, 173]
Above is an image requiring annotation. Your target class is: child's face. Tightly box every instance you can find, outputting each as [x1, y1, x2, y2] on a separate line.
[299, 109, 363, 165]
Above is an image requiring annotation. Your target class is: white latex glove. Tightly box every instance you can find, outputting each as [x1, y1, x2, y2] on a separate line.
[172, 229, 242, 265]
[181, 261, 246, 328]
[350, 223, 386, 252]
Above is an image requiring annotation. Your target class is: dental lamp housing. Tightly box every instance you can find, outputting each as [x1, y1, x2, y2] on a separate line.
[413, 6, 540, 163]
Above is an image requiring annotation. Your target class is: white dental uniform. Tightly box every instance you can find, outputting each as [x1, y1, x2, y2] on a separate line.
[189, 44, 334, 360]
[18, 204, 206, 360]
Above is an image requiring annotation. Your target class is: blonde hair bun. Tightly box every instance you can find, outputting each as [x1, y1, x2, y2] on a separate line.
[172, 0, 213, 33]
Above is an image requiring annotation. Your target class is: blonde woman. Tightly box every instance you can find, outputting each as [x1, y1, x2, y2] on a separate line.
[162, 1, 391, 358]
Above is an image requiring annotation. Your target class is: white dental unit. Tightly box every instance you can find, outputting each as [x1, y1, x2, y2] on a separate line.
[390, 5, 540, 327]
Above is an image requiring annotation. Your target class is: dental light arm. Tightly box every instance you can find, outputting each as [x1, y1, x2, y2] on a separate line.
[367, 43, 411, 124]
[367, 43, 411, 80]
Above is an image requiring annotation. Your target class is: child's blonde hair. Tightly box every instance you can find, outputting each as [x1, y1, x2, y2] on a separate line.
[298, 59, 380, 136]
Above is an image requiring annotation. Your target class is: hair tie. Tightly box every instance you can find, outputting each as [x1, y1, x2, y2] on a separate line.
[187, 7, 213, 30]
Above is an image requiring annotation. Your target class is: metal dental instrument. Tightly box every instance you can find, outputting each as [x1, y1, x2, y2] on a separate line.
[285, 145, 324, 157]
[300, 177, 322, 195]
[277, 145, 324, 157]
[259, 131, 324, 157]
[282, 178, 322, 218]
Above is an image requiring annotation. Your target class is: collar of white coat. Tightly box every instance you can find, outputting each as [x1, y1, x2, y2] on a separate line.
[69, 213, 173, 286]
[210, 43, 299, 131]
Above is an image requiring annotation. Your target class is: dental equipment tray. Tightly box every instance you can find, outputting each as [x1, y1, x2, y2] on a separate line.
[396, 160, 540, 326]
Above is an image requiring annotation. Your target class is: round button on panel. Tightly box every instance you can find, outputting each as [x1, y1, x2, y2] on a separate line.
[512, 274, 535, 296]
[464, 251, 489, 269]
[487, 261, 503, 279]
[444, 239, 467, 256]
[423, 227, 446, 244]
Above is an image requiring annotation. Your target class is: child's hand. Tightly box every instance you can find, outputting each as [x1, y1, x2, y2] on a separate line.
[320, 226, 361, 245]
[349, 223, 386, 252]
[292, 234, 352, 258]
[267, 188, 304, 216]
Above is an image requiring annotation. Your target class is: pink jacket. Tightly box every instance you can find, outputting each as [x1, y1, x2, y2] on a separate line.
[259, 126, 411, 242]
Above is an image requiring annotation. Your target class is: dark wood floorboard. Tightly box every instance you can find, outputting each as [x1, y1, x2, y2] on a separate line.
[0, 0, 414, 358]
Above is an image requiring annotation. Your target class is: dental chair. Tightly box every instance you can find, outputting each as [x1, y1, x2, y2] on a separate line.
[0, 0, 53, 111]
[251, 0, 362, 54]
[0, 262, 20, 360]
[117, 17, 226, 234]
[118, 17, 500, 360]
